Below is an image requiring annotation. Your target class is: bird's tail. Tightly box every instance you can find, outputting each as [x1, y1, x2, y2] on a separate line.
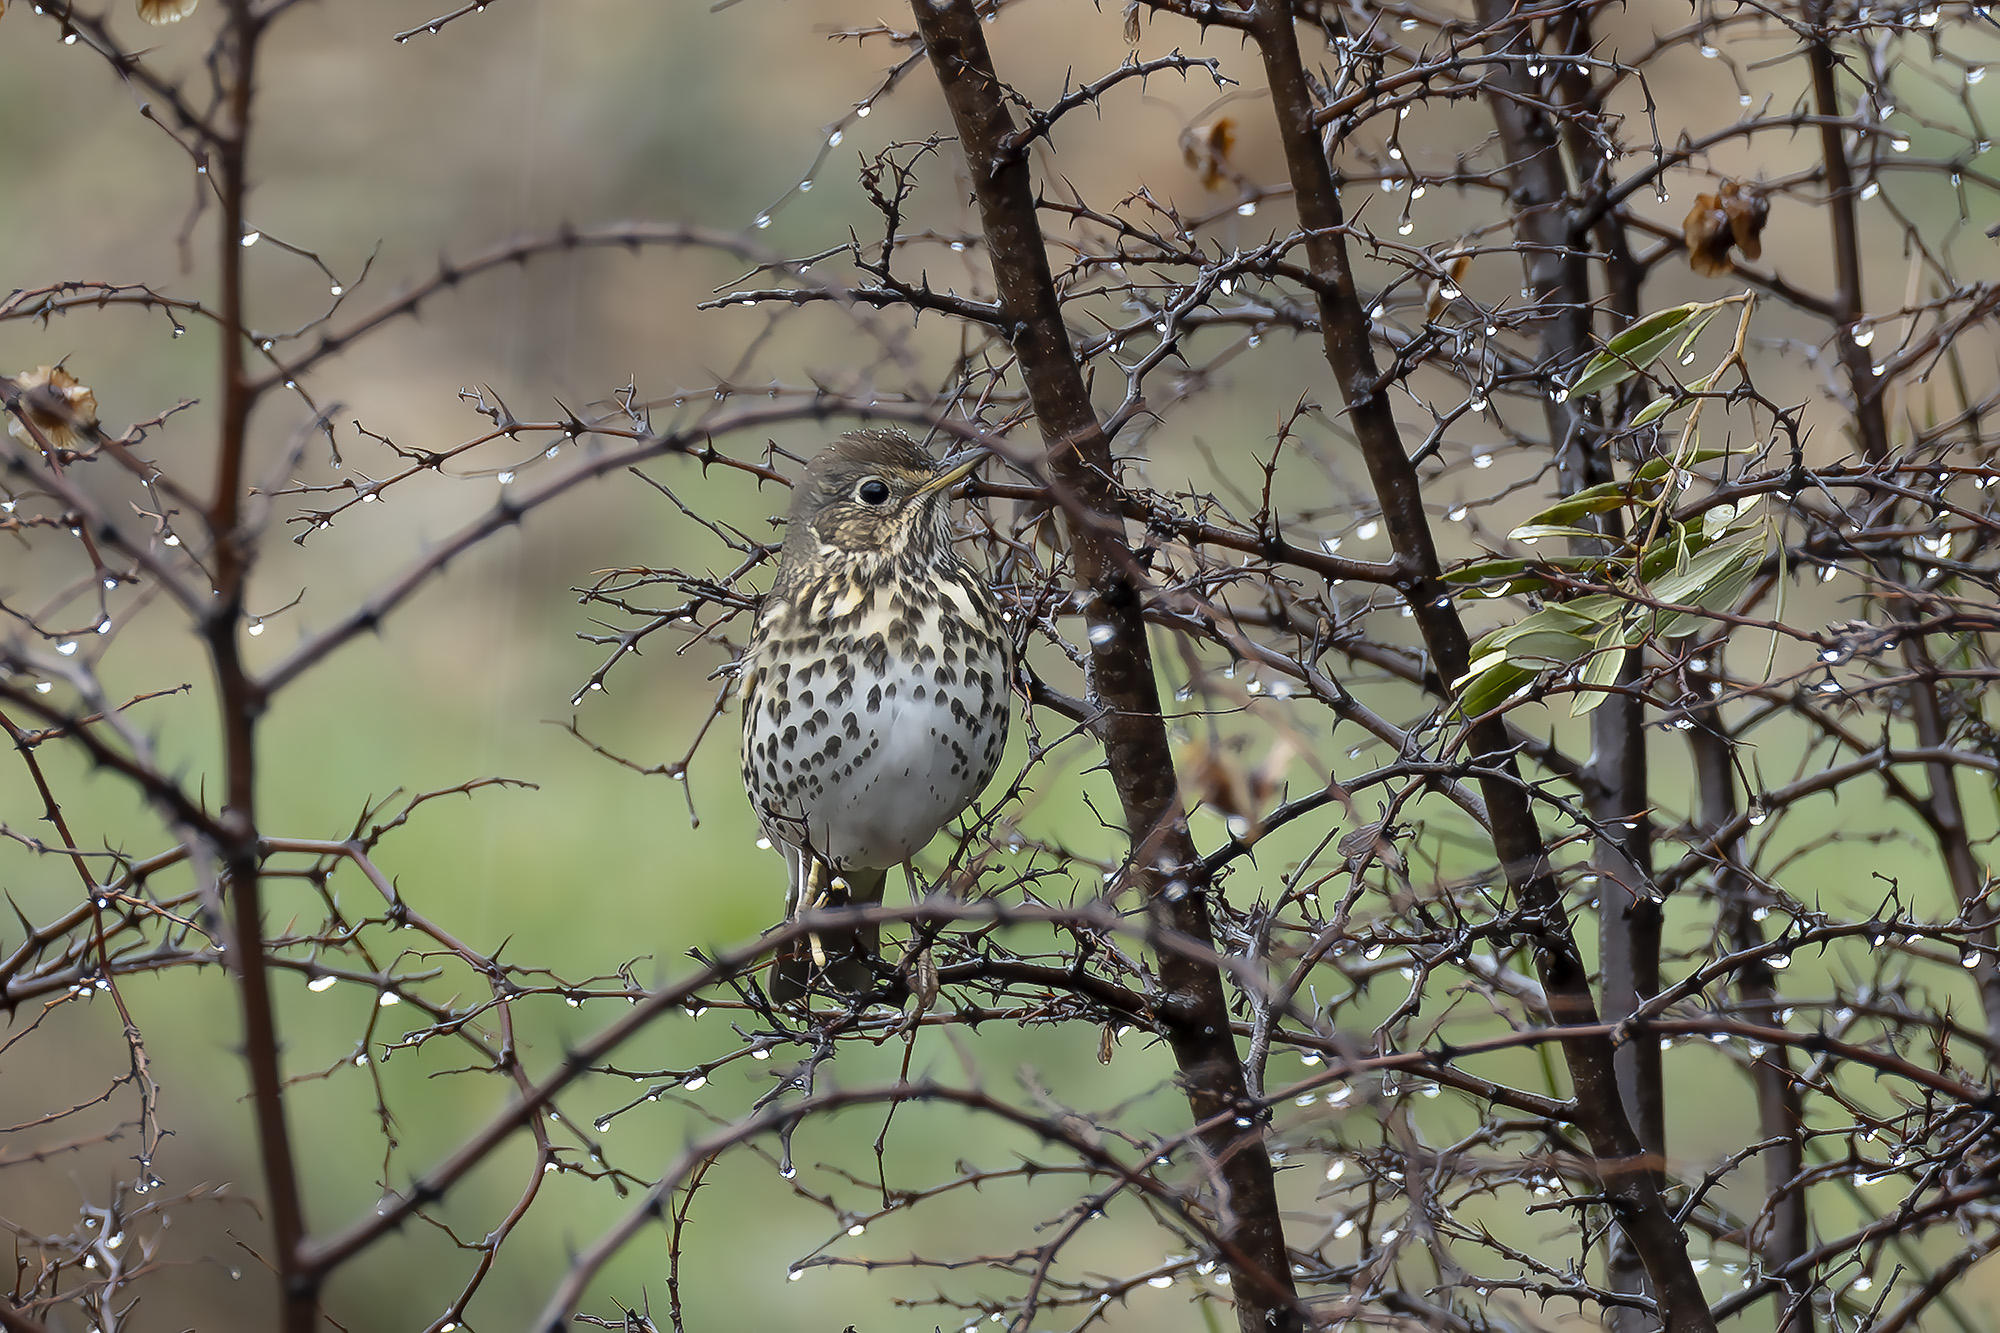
[772, 865, 887, 1002]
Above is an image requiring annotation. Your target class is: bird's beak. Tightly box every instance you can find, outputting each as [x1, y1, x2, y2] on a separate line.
[915, 448, 989, 498]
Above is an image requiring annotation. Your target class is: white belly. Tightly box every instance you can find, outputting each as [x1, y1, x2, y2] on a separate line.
[743, 635, 1009, 873]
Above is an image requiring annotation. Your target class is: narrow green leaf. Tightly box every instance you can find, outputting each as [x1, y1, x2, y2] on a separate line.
[1507, 523, 1609, 545]
[1515, 482, 1637, 529]
[1501, 628, 1593, 667]
[1631, 395, 1678, 428]
[1457, 659, 1539, 718]
[1651, 535, 1753, 605]
[1651, 532, 1769, 635]
[1570, 639, 1628, 717]
[1568, 304, 1700, 397]
[1674, 307, 1722, 361]
[1635, 449, 1730, 482]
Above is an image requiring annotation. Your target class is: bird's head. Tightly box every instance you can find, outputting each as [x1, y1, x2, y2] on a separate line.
[781, 430, 986, 570]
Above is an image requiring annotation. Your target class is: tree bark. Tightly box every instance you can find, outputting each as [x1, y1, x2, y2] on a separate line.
[909, 6, 1305, 1329]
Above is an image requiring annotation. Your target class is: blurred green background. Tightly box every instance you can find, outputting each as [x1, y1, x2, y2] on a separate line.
[4, 1, 1999, 1330]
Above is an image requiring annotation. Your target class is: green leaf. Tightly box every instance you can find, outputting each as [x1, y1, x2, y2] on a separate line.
[1457, 659, 1539, 718]
[1650, 531, 1769, 635]
[1514, 482, 1638, 529]
[1635, 449, 1730, 482]
[1501, 628, 1593, 667]
[1570, 639, 1628, 717]
[1444, 554, 1609, 597]
[1567, 304, 1702, 398]
[1699, 493, 1762, 540]
[1675, 307, 1721, 360]
[1651, 536, 1750, 605]
[1563, 593, 1630, 625]
[1630, 395, 1678, 428]
[1446, 558, 1533, 584]
[1508, 523, 1610, 545]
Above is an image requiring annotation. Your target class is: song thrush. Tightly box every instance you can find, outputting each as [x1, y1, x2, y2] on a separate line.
[739, 430, 1012, 999]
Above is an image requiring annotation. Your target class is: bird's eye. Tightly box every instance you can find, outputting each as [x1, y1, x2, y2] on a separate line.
[857, 478, 891, 505]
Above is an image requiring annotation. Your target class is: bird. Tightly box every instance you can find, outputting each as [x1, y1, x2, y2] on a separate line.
[738, 430, 1013, 1000]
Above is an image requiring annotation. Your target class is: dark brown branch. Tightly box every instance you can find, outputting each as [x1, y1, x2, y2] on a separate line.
[906, 6, 1305, 1329]
[1236, 3, 1716, 1328]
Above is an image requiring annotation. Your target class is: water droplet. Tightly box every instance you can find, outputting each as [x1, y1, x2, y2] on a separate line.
[1861, 181, 1881, 200]
[1447, 506, 1467, 522]
[496, 470, 514, 484]
[1473, 452, 1494, 469]
[57, 641, 77, 656]
[828, 129, 844, 146]
[684, 1074, 707, 1091]
[754, 214, 772, 229]
[856, 104, 871, 117]
[798, 179, 814, 192]
[1700, 43, 1719, 57]
[1852, 325, 1876, 347]
[1357, 520, 1380, 540]
[308, 975, 337, 992]
[1970, 67, 1987, 84]
[1148, 1275, 1174, 1289]
[1088, 623, 1115, 647]
[241, 230, 261, 247]
[1237, 201, 1257, 217]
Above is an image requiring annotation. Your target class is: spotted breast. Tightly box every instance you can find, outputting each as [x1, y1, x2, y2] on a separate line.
[739, 430, 1012, 998]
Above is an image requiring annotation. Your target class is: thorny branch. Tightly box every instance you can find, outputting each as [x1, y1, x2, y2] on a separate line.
[6, 1, 2000, 1332]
